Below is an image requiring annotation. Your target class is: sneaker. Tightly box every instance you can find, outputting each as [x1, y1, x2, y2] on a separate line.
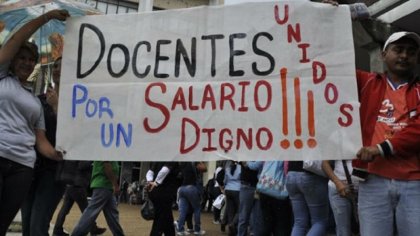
[212, 220, 221, 224]
[176, 232, 187, 236]
[194, 230, 206, 235]
[90, 227, 106, 235]
[186, 228, 194, 233]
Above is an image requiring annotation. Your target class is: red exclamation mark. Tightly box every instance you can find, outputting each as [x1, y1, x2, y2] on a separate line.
[294, 77, 303, 149]
[280, 68, 290, 149]
[307, 91, 317, 148]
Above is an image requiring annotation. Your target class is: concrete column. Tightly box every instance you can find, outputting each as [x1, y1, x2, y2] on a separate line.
[138, 0, 154, 12]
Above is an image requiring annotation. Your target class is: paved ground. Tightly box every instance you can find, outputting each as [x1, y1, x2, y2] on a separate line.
[8, 202, 223, 236]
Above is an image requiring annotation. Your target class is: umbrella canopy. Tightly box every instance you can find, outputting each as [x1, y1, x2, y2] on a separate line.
[0, 0, 102, 64]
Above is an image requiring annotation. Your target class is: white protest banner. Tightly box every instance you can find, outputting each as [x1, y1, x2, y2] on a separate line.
[57, 1, 362, 161]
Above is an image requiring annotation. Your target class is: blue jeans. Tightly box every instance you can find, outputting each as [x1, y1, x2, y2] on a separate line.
[21, 168, 65, 236]
[237, 184, 256, 236]
[359, 174, 420, 236]
[286, 171, 329, 236]
[176, 185, 202, 232]
[328, 185, 352, 236]
[0, 157, 33, 236]
[72, 188, 124, 236]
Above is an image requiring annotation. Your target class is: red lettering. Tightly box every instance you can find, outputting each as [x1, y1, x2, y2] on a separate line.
[201, 84, 216, 110]
[238, 81, 250, 112]
[254, 80, 272, 111]
[256, 127, 273, 150]
[274, 4, 289, 25]
[219, 128, 233, 151]
[180, 117, 200, 154]
[237, 128, 252, 150]
[171, 87, 187, 110]
[144, 82, 170, 133]
[188, 86, 199, 110]
[338, 104, 353, 127]
[287, 23, 301, 43]
[312, 61, 326, 84]
[324, 83, 338, 104]
[220, 83, 235, 110]
[202, 128, 217, 152]
[298, 43, 310, 63]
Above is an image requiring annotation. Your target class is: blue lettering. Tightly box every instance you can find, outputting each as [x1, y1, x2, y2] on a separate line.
[99, 97, 114, 118]
[101, 122, 132, 148]
[72, 84, 88, 118]
[116, 123, 132, 147]
[101, 123, 113, 147]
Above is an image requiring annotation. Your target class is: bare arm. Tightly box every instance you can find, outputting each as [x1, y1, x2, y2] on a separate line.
[322, 160, 349, 197]
[103, 162, 120, 194]
[0, 9, 69, 65]
[35, 129, 63, 161]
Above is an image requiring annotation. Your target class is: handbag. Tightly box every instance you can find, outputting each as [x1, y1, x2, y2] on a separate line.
[302, 160, 327, 177]
[212, 194, 225, 210]
[140, 198, 155, 221]
[256, 161, 288, 200]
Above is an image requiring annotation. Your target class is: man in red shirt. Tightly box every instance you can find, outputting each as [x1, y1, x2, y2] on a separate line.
[354, 31, 420, 236]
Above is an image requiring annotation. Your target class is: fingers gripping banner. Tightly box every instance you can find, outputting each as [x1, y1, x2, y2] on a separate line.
[57, 1, 362, 161]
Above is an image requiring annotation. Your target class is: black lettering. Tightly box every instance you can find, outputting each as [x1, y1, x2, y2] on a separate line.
[107, 44, 129, 78]
[77, 23, 105, 79]
[202, 34, 225, 77]
[154, 39, 171, 79]
[229, 33, 246, 77]
[175, 38, 196, 77]
[132, 41, 151, 78]
[252, 32, 275, 76]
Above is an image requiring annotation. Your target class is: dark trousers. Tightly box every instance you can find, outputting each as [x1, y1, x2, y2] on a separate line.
[255, 193, 293, 236]
[0, 157, 33, 236]
[53, 185, 100, 234]
[21, 168, 65, 236]
[149, 185, 176, 236]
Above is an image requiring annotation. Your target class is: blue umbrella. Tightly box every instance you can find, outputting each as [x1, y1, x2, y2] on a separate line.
[0, 0, 102, 64]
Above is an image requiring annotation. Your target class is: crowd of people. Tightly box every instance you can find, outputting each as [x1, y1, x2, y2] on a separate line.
[1, 1, 420, 236]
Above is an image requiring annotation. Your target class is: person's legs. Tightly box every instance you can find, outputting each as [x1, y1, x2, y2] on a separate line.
[0, 158, 33, 236]
[71, 188, 111, 236]
[286, 172, 310, 236]
[53, 186, 76, 235]
[149, 185, 176, 236]
[328, 185, 352, 236]
[359, 175, 393, 236]
[272, 198, 293, 236]
[301, 173, 329, 236]
[102, 193, 124, 236]
[176, 186, 190, 232]
[394, 179, 420, 236]
[237, 184, 256, 236]
[21, 177, 36, 236]
[25, 169, 65, 236]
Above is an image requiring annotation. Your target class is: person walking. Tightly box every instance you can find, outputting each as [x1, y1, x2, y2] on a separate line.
[146, 162, 179, 236]
[71, 161, 124, 236]
[52, 161, 106, 236]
